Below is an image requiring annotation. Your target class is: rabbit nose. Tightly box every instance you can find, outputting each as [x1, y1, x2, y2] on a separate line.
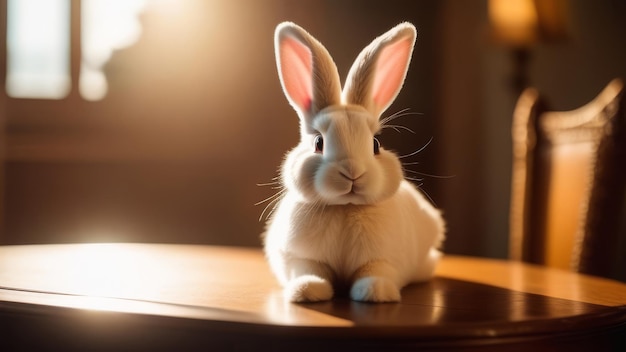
[338, 161, 365, 181]
[340, 171, 362, 181]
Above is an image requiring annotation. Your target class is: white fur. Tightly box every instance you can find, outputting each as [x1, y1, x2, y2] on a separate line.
[265, 22, 445, 303]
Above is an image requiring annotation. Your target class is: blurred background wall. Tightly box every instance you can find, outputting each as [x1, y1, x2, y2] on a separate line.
[0, 0, 624, 260]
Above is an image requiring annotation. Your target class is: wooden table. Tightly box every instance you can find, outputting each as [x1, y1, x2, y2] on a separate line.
[1, 244, 625, 351]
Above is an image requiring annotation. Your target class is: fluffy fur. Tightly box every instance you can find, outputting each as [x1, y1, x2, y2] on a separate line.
[264, 22, 445, 303]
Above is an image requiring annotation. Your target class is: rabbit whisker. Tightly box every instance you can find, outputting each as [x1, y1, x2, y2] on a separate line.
[258, 189, 287, 221]
[382, 124, 415, 134]
[380, 108, 423, 126]
[255, 187, 285, 206]
[405, 170, 455, 179]
[257, 180, 281, 187]
[405, 176, 425, 182]
[417, 184, 438, 207]
[262, 200, 281, 221]
[380, 108, 410, 125]
[399, 136, 433, 159]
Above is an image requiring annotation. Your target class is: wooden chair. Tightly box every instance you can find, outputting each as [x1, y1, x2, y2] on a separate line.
[509, 79, 626, 280]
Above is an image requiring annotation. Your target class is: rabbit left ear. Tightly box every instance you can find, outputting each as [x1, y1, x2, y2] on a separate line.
[342, 23, 417, 119]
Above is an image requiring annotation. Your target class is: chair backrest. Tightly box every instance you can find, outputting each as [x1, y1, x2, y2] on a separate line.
[509, 79, 626, 279]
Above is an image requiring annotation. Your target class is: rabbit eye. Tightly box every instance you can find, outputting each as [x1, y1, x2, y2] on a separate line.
[373, 137, 381, 155]
[314, 135, 324, 153]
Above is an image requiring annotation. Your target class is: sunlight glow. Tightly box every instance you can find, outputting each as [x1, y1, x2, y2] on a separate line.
[80, 0, 148, 100]
[61, 243, 172, 302]
[6, 0, 71, 99]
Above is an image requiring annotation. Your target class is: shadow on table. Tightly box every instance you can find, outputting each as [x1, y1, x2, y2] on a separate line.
[292, 277, 625, 350]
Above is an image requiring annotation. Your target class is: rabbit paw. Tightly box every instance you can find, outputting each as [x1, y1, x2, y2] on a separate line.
[350, 277, 401, 302]
[285, 275, 333, 302]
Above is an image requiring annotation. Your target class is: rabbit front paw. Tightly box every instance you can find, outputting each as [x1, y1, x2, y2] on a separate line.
[350, 277, 401, 302]
[285, 275, 333, 302]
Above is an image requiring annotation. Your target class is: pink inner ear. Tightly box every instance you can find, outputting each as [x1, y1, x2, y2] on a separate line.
[371, 37, 412, 111]
[280, 36, 313, 111]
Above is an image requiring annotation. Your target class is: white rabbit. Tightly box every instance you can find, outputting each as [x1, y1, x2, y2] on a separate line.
[264, 22, 445, 303]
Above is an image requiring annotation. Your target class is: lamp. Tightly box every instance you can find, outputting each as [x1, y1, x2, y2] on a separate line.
[488, 0, 568, 93]
[489, 0, 539, 47]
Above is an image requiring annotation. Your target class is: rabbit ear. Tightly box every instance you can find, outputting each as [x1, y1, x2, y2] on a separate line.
[275, 22, 342, 123]
[342, 23, 417, 118]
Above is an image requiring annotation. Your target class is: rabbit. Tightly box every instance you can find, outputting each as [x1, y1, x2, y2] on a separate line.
[263, 21, 445, 303]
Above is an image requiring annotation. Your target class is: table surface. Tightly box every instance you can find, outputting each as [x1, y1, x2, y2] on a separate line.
[1, 243, 625, 351]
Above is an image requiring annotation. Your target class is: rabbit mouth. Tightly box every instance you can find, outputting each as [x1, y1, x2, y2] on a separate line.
[318, 183, 366, 205]
[349, 183, 363, 195]
[316, 171, 375, 204]
[337, 184, 371, 204]
[337, 179, 363, 196]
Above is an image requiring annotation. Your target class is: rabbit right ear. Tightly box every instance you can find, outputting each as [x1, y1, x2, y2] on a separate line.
[275, 22, 342, 123]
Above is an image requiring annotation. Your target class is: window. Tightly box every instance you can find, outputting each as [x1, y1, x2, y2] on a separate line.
[6, 0, 148, 101]
[6, 0, 71, 99]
